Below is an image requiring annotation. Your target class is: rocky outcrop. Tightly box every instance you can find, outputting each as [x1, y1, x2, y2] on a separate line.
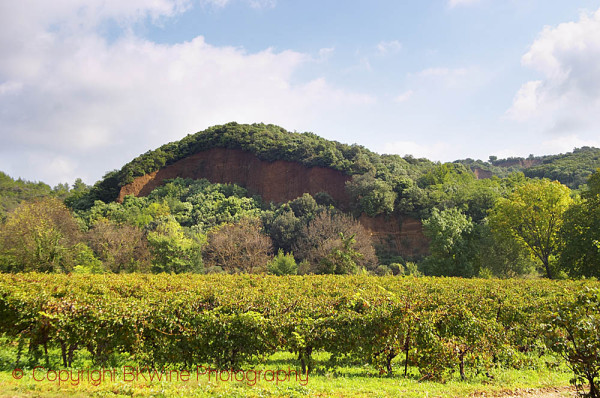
[472, 167, 493, 180]
[118, 148, 352, 207]
[358, 213, 428, 258]
[491, 158, 541, 168]
[118, 147, 428, 258]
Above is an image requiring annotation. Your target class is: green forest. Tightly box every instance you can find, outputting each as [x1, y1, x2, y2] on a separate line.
[1, 122, 599, 280]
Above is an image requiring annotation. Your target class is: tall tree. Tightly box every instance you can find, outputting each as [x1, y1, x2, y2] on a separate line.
[422, 208, 477, 277]
[559, 169, 600, 277]
[346, 172, 396, 217]
[203, 218, 272, 274]
[293, 210, 377, 274]
[0, 198, 89, 272]
[488, 179, 573, 278]
[147, 217, 204, 273]
[87, 219, 151, 273]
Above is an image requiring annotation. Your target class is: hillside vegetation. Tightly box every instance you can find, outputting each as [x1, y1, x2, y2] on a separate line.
[1, 123, 600, 280]
[457, 146, 600, 189]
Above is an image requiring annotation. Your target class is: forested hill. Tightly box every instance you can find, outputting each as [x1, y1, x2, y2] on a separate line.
[0, 172, 88, 221]
[2, 122, 600, 278]
[456, 146, 600, 189]
[83, 122, 600, 218]
[89, 122, 435, 203]
[90, 122, 600, 204]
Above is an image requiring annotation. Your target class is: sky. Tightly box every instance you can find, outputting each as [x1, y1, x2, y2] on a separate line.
[2, 0, 600, 186]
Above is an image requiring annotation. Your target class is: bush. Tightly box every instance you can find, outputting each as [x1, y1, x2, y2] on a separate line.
[544, 288, 600, 397]
[267, 249, 297, 275]
[203, 218, 273, 274]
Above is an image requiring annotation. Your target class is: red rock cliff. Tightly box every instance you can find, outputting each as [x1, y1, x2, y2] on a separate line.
[472, 167, 493, 180]
[358, 213, 429, 258]
[118, 148, 428, 257]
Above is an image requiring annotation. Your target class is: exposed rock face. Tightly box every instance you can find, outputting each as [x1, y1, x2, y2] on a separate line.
[473, 167, 493, 180]
[358, 213, 428, 258]
[491, 158, 541, 168]
[118, 147, 428, 257]
[118, 148, 352, 207]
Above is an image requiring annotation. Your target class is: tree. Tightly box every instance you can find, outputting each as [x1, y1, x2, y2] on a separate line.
[64, 178, 93, 210]
[203, 218, 273, 274]
[147, 217, 204, 273]
[544, 288, 600, 397]
[87, 219, 151, 273]
[318, 232, 364, 274]
[345, 172, 396, 217]
[267, 249, 298, 275]
[289, 193, 319, 220]
[422, 208, 478, 277]
[474, 221, 536, 278]
[265, 207, 302, 253]
[488, 179, 573, 279]
[0, 198, 90, 272]
[293, 210, 377, 274]
[559, 169, 600, 277]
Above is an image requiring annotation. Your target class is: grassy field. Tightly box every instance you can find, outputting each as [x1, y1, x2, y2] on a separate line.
[0, 348, 574, 398]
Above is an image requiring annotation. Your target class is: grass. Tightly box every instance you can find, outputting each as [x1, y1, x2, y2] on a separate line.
[0, 342, 575, 398]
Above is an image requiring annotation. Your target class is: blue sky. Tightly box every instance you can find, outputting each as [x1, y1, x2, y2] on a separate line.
[1, 0, 600, 185]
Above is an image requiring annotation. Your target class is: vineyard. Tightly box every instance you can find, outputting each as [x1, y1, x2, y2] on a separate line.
[1, 273, 599, 394]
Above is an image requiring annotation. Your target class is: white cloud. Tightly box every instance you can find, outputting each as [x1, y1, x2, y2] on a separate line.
[199, 0, 276, 8]
[418, 67, 468, 78]
[507, 8, 600, 135]
[413, 67, 473, 89]
[507, 80, 543, 121]
[0, 1, 371, 185]
[448, 0, 481, 8]
[376, 40, 402, 55]
[540, 134, 600, 155]
[318, 47, 334, 61]
[394, 90, 413, 103]
[246, 0, 277, 8]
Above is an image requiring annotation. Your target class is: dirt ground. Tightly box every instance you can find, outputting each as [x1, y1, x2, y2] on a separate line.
[476, 386, 581, 398]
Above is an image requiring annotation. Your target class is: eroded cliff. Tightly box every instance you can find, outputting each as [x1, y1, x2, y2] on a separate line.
[118, 147, 428, 258]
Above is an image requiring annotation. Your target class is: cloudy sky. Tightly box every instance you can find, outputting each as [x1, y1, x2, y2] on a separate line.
[2, 0, 600, 186]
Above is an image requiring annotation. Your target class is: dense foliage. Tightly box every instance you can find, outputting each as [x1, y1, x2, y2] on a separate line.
[0, 177, 378, 275]
[0, 198, 88, 273]
[559, 169, 600, 278]
[544, 287, 600, 396]
[0, 172, 88, 221]
[488, 179, 573, 279]
[522, 147, 600, 189]
[0, 274, 597, 388]
[88, 123, 432, 204]
[1, 123, 600, 278]
[457, 146, 600, 189]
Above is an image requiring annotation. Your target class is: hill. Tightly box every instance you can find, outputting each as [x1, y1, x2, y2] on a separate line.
[456, 146, 600, 189]
[86, 123, 600, 235]
[90, 122, 435, 203]
[5, 122, 600, 266]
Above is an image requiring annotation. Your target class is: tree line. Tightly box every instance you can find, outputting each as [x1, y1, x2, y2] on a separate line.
[0, 168, 599, 278]
[0, 177, 379, 276]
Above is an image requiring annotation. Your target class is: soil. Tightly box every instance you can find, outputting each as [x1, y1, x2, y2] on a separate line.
[473, 386, 579, 398]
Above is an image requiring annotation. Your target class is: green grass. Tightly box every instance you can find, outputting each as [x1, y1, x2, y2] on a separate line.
[0, 347, 574, 398]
